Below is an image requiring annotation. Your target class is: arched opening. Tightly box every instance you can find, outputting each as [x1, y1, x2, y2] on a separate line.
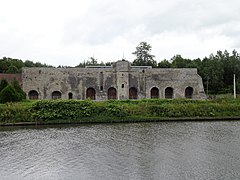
[108, 87, 117, 100]
[86, 87, 96, 100]
[165, 87, 174, 99]
[52, 91, 61, 99]
[129, 87, 138, 99]
[68, 92, 73, 99]
[151, 87, 159, 99]
[185, 87, 193, 99]
[28, 90, 39, 100]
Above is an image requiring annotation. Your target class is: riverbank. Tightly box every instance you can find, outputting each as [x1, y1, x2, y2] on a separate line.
[1, 98, 240, 126]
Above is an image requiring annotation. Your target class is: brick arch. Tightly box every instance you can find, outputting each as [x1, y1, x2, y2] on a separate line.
[52, 91, 62, 99]
[86, 87, 96, 100]
[165, 87, 174, 99]
[150, 87, 159, 99]
[28, 90, 39, 100]
[108, 87, 117, 100]
[129, 87, 138, 99]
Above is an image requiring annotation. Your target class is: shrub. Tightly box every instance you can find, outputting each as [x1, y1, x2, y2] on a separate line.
[31, 100, 129, 121]
[0, 85, 19, 103]
[0, 103, 32, 123]
[0, 79, 8, 92]
[11, 78, 26, 100]
[103, 104, 128, 117]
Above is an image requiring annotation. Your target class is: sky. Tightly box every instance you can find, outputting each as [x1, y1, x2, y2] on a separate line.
[1, 0, 240, 67]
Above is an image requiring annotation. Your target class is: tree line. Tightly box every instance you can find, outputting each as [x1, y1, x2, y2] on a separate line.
[1, 42, 240, 94]
[0, 57, 52, 73]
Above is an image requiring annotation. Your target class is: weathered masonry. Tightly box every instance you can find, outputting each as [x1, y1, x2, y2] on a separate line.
[22, 60, 206, 100]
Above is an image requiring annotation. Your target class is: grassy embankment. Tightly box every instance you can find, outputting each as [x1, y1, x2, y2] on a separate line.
[1, 97, 240, 125]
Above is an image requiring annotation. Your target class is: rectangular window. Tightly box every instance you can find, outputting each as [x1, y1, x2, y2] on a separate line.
[122, 84, 124, 88]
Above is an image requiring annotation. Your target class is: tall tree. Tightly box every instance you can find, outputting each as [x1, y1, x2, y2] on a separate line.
[198, 55, 224, 94]
[170, 55, 194, 68]
[132, 42, 157, 67]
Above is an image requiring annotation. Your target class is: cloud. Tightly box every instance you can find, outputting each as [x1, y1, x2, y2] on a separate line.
[1, 0, 240, 66]
[62, 0, 240, 45]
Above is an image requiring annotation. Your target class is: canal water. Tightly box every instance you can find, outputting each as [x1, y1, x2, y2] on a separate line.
[0, 121, 240, 180]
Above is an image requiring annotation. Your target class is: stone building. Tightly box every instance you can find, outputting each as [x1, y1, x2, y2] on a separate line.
[22, 60, 206, 100]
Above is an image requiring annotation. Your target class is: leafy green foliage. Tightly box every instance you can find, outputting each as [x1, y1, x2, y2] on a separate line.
[157, 50, 240, 94]
[132, 42, 157, 67]
[0, 79, 26, 103]
[0, 57, 52, 73]
[31, 100, 129, 121]
[11, 78, 26, 100]
[2, 99, 240, 124]
[170, 55, 193, 68]
[158, 59, 171, 68]
[0, 79, 8, 92]
[6, 65, 19, 73]
[0, 103, 32, 123]
[0, 85, 19, 103]
[75, 57, 109, 67]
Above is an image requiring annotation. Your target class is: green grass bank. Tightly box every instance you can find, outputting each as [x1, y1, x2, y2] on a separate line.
[1, 98, 240, 125]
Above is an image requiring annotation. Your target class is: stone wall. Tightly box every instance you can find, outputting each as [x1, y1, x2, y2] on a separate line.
[22, 60, 206, 100]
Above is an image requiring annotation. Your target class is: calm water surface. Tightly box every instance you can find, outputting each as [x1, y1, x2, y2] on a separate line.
[0, 121, 240, 180]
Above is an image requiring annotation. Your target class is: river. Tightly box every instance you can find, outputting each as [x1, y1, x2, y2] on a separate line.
[0, 121, 240, 180]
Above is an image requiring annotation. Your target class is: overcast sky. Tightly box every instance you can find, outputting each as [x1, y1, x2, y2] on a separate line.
[1, 0, 240, 66]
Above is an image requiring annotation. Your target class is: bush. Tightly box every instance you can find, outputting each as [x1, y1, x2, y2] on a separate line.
[0, 103, 32, 123]
[102, 104, 128, 117]
[31, 100, 129, 121]
[0, 85, 20, 103]
[0, 79, 8, 92]
[11, 78, 26, 100]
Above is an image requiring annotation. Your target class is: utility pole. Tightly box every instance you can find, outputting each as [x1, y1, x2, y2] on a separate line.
[234, 74, 236, 99]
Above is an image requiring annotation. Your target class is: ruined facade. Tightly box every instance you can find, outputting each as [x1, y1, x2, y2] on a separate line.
[22, 60, 206, 100]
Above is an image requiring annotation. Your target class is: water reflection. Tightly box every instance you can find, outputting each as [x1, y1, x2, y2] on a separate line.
[0, 121, 240, 179]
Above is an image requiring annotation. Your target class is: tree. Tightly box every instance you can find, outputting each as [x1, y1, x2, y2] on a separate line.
[75, 60, 86, 67]
[132, 42, 157, 67]
[0, 60, 9, 73]
[105, 62, 112, 66]
[0, 85, 19, 103]
[0, 79, 8, 92]
[11, 78, 26, 100]
[198, 56, 224, 94]
[89, 57, 98, 65]
[170, 55, 194, 68]
[86, 57, 98, 66]
[24, 60, 35, 67]
[6, 65, 19, 73]
[158, 59, 171, 68]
